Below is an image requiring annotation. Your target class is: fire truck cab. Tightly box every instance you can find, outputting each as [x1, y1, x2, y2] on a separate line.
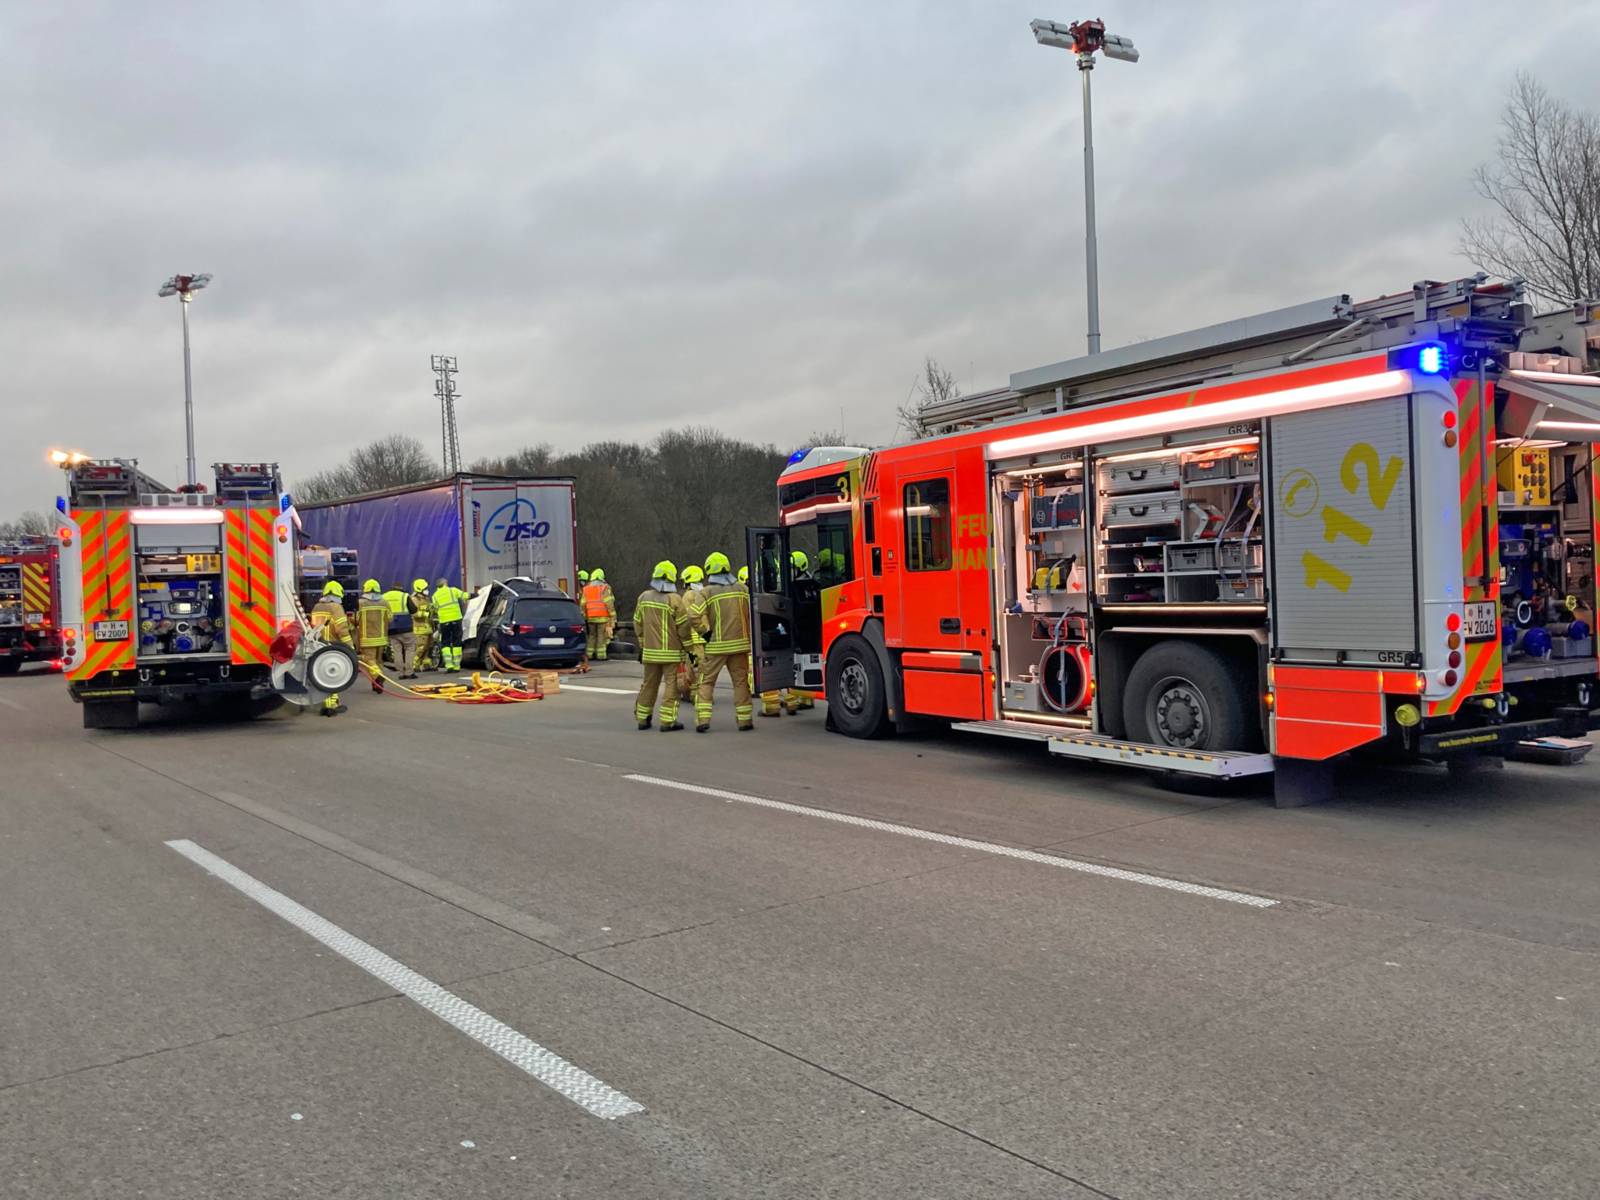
[751, 277, 1600, 805]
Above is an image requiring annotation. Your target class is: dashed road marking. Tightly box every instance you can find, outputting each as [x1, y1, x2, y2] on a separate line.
[623, 775, 1277, 909]
[0, 693, 24, 710]
[561, 684, 638, 696]
[165, 838, 645, 1119]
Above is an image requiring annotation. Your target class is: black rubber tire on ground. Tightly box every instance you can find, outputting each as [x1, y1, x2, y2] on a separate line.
[0, 658, 22, 675]
[81, 699, 138, 730]
[1121, 641, 1258, 753]
[825, 634, 890, 739]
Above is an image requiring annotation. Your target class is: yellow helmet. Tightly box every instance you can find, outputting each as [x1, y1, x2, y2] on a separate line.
[704, 551, 732, 575]
[413, 578, 428, 592]
[681, 564, 704, 585]
[363, 578, 381, 593]
[577, 568, 589, 582]
[790, 550, 810, 572]
[738, 565, 749, 583]
[652, 560, 678, 582]
[590, 567, 605, 582]
[322, 580, 345, 598]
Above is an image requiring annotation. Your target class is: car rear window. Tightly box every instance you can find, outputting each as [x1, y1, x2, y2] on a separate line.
[513, 599, 581, 623]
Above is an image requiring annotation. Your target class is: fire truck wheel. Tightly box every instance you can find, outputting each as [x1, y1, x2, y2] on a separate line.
[1122, 641, 1254, 753]
[826, 634, 889, 738]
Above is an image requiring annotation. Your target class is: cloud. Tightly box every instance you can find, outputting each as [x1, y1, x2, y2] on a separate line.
[2, 0, 1596, 514]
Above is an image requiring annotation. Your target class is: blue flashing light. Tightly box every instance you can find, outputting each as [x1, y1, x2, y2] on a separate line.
[1418, 344, 1446, 375]
[55, 496, 67, 514]
[787, 447, 812, 466]
[280, 492, 293, 513]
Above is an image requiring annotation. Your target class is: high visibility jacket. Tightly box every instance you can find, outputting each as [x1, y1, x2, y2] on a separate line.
[432, 585, 467, 622]
[688, 580, 750, 655]
[582, 581, 615, 622]
[309, 597, 353, 647]
[355, 597, 391, 648]
[633, 588, 692, 664]
[410, 593, 434, 633]
[381, 589, 414, 634]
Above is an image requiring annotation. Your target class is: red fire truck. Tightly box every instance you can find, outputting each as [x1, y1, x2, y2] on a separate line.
[749, 277, 1600, 805]
[0, 536, 63, 674]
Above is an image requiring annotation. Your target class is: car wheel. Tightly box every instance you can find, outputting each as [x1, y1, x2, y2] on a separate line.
[825, 634, 890, 738]
[1121, 641, 1257, 753]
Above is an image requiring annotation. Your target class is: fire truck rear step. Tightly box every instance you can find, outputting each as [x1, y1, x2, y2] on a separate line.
[952, 720, 1275, 777]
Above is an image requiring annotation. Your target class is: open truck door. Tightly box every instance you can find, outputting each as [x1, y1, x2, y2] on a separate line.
[746, 526, 793, 697]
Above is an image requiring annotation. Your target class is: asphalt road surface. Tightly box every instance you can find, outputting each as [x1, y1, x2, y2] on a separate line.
[2, 660, 1597, 1199]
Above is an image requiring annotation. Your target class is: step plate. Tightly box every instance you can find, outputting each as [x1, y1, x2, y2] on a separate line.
[1048, 734, 1274, 777]
[952, 719, 1275, 778]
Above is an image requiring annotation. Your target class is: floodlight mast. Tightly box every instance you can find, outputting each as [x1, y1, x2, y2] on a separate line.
[157, 273, 213, 488]
[1029, 18, 1138, 356]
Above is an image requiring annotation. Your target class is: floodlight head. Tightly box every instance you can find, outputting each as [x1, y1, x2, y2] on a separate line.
[1030, 18, 1076, 50]
[1101, 33, 1139, 62]
[157, 272, 213, 298]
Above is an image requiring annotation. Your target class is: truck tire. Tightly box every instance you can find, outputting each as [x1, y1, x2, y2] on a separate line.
[1121, 641, 1256, 753]
[0, 658, 21, 675]
[826, 634, 889, 739]
[82, 699, 138, 730]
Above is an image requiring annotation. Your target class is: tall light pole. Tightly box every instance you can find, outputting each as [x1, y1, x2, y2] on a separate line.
[1030, 18, 1138, 356]
[157, 273, 213, 488]
[431, 355, 462, 475]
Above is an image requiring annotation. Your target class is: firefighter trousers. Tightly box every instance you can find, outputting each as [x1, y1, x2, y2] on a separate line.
[695, 651, 753, 729]
[414, 630, 434, 669]
[358, 645, 385, 692]
[388, 632, 416, 676]
[586, 620, 609, 660]
[636, 661, 681, 727]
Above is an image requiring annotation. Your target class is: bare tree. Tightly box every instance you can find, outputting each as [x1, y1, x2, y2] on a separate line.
[1462, 73, 1600, 304]
[896, 356, 962, 438]
[294, 434, 440, 503]
[0, 510, 52, 541]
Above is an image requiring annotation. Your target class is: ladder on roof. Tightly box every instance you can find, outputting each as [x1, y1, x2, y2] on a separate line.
[915, 276, 1529, 437]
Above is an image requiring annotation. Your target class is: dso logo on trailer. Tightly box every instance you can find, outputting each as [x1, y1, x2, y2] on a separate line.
[482, 497, 550, 555]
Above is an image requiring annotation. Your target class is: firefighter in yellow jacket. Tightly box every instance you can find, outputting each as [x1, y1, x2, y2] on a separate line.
[581, 568, 616, 661]
[308, 581, 353, 716]
[633, 561, 694, 731]
[678, 563, 707, 700]
[687, 551, 753, 732]
[432, 578, 469, 671]
[354, 579, 391, 693]
[409, 579, 436, 671]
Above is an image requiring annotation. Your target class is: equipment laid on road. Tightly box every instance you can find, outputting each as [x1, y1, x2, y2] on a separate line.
[57, 460, 354, 726]
[296, 472, 578, 652]
[0, 536, 63, 675]
[750, 277, 1600, 805]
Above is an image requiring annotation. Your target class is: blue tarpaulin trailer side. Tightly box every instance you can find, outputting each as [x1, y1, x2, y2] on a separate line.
[296, 474, 577, 596]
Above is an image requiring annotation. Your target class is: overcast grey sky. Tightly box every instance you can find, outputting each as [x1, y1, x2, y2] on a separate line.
[3, 0, 1596, 516]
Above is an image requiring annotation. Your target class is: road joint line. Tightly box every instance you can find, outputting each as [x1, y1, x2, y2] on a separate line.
[623, 774, 1277, 908]
[164, 838, 644, 1120]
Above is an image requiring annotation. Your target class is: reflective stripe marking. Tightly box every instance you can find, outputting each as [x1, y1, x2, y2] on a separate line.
[164, 839, 645, 1120]
[623, 775, 1278, 908]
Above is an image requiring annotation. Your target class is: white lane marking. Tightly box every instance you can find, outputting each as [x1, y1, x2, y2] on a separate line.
[561, 684, 638, 696]
[164, 839, 645, 1119]
[623, 775, 1277, 909]
[0, 693, 24, 710]
[563, 757, 613, 769]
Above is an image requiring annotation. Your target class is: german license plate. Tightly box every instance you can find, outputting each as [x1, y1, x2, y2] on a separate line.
[1463, 602, 1496, 641]
[539, 637, 565, 646]
[92, 620, 129, 640]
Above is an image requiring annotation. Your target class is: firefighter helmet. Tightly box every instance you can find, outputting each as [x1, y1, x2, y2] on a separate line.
[652, 560, 678, 582]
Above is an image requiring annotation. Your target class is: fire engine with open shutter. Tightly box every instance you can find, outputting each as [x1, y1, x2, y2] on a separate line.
[749, 276, 1600, 806]
[0, 536, 63, 675]
[56, 459, 356, 728]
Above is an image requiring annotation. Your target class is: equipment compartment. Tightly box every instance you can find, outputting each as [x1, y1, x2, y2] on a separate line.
[1099, 458, 1180, 494]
